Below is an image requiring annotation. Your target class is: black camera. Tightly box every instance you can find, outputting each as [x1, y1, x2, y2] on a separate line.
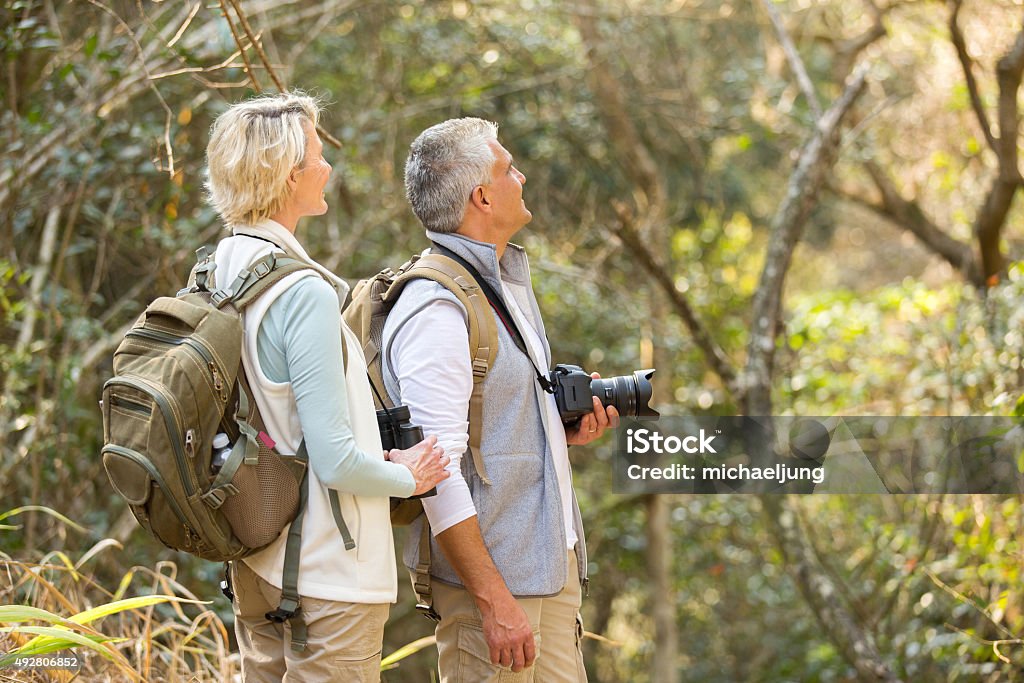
[377, 405, 436, 498]
[549, 364, 659, 422]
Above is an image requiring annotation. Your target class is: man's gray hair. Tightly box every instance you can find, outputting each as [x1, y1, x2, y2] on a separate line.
[205, 91, 321, 227]
[404, 118, 499, 233]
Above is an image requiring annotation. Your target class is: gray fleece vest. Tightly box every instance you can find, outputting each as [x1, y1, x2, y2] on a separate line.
[381, 230, 587, 597]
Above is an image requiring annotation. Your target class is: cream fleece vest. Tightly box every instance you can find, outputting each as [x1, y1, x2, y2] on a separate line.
[214, 221, 398, 604]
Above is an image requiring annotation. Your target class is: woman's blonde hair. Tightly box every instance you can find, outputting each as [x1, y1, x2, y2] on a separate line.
[205, 92, 321, 227]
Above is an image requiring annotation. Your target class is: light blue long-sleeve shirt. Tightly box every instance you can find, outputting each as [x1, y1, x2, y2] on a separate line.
[256, 275, 415, 498]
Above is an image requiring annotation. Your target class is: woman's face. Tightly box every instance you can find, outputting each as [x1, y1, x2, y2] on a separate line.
[290, 119, 332, 218]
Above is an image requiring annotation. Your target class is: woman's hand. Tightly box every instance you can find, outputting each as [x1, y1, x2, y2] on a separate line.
[386, 435, 451, 496]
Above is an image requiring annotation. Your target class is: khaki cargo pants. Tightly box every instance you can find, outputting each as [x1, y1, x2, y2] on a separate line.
[231, 560, 388, 683]
[431, 550, 587, 683]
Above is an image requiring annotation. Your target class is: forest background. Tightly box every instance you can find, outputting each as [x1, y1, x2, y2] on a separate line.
[1, 0, 1023, 681]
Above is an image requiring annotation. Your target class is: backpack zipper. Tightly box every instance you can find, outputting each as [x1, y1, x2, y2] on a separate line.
[103, 375, 195, 498]
[127, 327, 218, 366]
[110, 395, 151, 416]
[126, 328, 227, 401]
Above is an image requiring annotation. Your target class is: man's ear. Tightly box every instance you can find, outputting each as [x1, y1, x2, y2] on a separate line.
[469, 185, 491, 213]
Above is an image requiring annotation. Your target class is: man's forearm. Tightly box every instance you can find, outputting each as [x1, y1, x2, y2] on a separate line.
[434, 516, 515, 615]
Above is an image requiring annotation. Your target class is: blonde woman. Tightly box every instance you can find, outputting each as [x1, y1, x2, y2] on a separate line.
[204, 92, 449, 682]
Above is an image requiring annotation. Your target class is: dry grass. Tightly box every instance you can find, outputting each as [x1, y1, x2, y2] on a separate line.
[0, 509, 235, 682]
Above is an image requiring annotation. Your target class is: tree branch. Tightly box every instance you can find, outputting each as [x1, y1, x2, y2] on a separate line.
[975, 19, 1024, 284]
[613, 214, 739, 394]
[743, 61, 871, 416]
[948, 0, 997, 153]
[573, 0, 665, 215]
[223, 0, 343, 150]
[759, 0, 823, 121]
[837, 162, 982, 284]
[763, 497, 903, 681]
[83, 0, 176, 175]
[219, 0, 259, 91]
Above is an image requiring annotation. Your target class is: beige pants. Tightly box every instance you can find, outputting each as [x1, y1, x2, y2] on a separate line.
[431, 550, 587, 683]
[231, 560, 388, 683]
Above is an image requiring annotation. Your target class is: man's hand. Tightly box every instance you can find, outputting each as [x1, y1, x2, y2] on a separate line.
[565, 372, 620, 445]
[480, 591, 536, 672]
[435, 518, 538, 672]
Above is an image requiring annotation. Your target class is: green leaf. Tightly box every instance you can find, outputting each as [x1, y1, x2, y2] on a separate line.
[380, 635, 436, 670]
[0, 605, 75, 627]
[68, 594, 204, 627]
[12, 595, 205, 655]
[112, 570, 135, 602]
[0, 506, 87, 534]
[0, 626, 124, 667]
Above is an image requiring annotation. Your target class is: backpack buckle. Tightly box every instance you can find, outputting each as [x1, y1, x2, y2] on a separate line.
[253, 259, 272, 278]
[211, 289, 232, 307]
[265, 600, 299, 624]
[200, 483, 238, 509]
[220, 563, 235, 602]
[471, 358, 489, 378]
[415, 602, 441, 622]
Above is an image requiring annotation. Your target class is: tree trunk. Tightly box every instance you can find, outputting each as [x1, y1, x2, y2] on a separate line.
[645, 494, 678, 683]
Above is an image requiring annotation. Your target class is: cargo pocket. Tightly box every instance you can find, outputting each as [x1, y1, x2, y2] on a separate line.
[333, 651, 382, 682]
[456, 620, 538, 682]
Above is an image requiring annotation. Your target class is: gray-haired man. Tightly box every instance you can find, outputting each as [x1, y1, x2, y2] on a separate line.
[381, 118, 619, 682]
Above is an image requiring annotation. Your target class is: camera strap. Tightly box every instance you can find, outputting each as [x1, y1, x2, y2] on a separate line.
[366, 371, 404, 435]
[430, 243, 554, 394]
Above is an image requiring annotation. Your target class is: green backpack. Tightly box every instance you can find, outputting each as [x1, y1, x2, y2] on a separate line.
[101, 247, 318, 558]
[101, 246, 340, 650]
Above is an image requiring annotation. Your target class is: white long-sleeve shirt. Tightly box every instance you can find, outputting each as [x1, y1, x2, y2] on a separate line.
[387, 280, 577, 548]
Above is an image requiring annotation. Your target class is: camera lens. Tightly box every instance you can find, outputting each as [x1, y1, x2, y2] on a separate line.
[590, 369, 658, 419]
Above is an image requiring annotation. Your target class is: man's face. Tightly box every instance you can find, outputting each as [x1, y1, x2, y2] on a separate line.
[484, 139, 532, 235]
[291, 119, 332, 217]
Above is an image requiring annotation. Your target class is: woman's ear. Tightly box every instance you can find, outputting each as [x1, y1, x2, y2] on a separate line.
[285, 166, 299, 191]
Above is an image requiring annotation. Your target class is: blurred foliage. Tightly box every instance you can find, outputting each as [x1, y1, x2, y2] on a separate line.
[1, 0, 1023, 680]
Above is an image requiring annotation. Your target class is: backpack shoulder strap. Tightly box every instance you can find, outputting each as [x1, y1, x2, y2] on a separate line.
[180, 245, 218, 295]
[214, 253, 315, 308]
[210, 252, 348, 369]
[345, 261, 414, 405]
[387, 253, 498, 485]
